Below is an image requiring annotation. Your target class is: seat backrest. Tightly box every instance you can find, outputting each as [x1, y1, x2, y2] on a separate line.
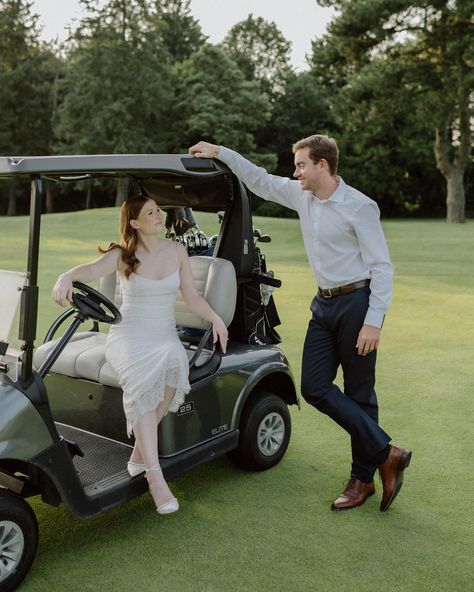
[98, 270, 123, 308]
[176, 256, 236, 330]
[98, 256, 237, 329]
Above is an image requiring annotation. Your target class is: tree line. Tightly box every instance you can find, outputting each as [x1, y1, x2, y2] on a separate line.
[0, 0, 472, 221]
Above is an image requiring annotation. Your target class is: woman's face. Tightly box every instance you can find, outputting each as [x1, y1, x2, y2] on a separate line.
[130, 199, 164, 235]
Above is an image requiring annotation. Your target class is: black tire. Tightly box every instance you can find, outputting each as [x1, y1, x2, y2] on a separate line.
[0, 490, 39, 592]
[228, 391, 291, 471]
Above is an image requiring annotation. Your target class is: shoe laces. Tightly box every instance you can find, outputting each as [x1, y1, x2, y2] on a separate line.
[344, 478, 359, 493]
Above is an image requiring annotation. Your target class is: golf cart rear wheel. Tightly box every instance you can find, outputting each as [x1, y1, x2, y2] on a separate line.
[0, 490, 38, 592]
[228, 391, 291, 471]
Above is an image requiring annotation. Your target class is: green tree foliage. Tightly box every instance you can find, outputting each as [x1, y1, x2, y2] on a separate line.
[174, 44, 272, 157]
[0, 0, 59, 214]
[312, 0, 473, 221]
[335, 58, 445, 216]
[55, 0, 181, 205]
[150, 0, 206, 62]
[56, 0, 176, 156]
[221, 13, 302, 217]
[269, 72, 335, 175]
[248, 71, 335, 218]
[222, 14, 293, 101]
[1, 0, 471, 221]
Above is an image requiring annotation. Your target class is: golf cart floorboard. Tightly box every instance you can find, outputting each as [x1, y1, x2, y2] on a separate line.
[56, 422, 133, 492]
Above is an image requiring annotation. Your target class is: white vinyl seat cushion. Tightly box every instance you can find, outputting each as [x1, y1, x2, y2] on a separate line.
[33, 256, 236, 385]
[33, 332, 120, 387]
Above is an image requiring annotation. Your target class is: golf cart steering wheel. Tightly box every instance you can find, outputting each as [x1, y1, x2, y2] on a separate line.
[72, 281, 121, 324]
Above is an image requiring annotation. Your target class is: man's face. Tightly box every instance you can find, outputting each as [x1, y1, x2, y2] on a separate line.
[293, 147, 324, 193]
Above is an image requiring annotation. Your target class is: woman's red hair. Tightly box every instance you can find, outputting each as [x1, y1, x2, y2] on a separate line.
[99, 194, 153, 279]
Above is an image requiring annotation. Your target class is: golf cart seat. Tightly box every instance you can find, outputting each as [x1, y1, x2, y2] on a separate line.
[33, 256, 237, 387]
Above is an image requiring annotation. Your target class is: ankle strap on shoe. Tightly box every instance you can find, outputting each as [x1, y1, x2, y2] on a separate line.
[145, 464, 162, 474]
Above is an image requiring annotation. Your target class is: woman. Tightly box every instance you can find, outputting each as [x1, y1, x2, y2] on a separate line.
[52, 194, 228, 515]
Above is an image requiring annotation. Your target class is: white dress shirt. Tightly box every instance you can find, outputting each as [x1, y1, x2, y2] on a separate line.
[217, 147, 394, 329]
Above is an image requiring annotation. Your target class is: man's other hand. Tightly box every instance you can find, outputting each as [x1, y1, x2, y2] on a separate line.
[356, 324, 381, 356]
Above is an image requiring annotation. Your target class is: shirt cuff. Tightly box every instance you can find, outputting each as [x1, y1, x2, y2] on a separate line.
[363, 309, 385, 329]
[216, 146, 232, 162]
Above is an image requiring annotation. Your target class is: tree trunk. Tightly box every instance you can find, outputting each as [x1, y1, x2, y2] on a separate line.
[7, 184, 16, 216]
[85, 185, 92, 210]
[434, 122, 466, 224]
[115, 177, 129, 206]
[46, 184, 54, 213]
[434, 77, 470, 224]
[445, 168, 465, 224]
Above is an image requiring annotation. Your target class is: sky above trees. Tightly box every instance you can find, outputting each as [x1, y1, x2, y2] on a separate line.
[31, 0, 335, 71]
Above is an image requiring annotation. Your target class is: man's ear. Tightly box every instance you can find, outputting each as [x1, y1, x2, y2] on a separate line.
[318, 158, 329, 170]
[130, 219, 139, 230]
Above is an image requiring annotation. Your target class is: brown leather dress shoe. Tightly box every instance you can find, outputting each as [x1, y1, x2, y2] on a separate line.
[331, 478, 375, 511]
[378, 444, 412, 512]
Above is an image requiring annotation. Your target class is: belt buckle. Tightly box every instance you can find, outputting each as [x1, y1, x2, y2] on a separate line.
[323, 288, 332, 298]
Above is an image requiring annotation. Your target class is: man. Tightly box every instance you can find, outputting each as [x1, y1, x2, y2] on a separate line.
[189, 135, 411, 512]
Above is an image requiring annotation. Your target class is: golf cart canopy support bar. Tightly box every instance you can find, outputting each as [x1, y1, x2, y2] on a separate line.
[19, 177, 42, 382]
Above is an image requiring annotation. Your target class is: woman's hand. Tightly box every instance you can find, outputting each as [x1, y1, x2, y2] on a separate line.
[212, 315, 228, 354]
[52, 273, 73, 307]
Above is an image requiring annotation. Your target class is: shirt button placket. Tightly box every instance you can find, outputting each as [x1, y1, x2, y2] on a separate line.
[312, 200, 322, 267]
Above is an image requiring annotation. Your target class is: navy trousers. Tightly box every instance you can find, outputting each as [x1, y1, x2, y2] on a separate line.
[301, 287, 391, 482]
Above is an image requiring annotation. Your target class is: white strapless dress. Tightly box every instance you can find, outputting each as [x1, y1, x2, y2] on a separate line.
[105, 269, 190, 436]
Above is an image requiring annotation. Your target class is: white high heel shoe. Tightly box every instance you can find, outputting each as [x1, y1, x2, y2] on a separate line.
[146, 465, 179, 515]
[127, 461, 146, 477]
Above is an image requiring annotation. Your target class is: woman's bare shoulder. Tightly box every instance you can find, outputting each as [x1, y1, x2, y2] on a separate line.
[174, 241, 188, 261]
[104, 247, 122, 273]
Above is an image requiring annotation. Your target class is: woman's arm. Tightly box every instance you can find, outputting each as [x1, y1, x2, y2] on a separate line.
[177, 244, 228, 353]
[52, 248, 121, 307]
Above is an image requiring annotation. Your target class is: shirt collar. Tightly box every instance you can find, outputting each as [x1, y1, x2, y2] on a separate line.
[311, 176, 346, 203]
[327, 176, 345, 203]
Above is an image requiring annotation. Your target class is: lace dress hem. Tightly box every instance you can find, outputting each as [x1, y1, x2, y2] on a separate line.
[124, 363, 190, 437]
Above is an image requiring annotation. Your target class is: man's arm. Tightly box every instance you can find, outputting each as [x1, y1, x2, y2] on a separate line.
[352, 201, 394, 355]
[189, 141, 302, 212]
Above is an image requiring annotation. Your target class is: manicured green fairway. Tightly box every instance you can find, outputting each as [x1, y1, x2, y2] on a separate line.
[1, 211, 473, 591]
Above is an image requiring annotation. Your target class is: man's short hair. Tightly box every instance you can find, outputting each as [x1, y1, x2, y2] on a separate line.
[292, 134, 339, 176]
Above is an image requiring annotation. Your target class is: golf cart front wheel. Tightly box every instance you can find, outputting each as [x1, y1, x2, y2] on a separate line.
[0, 490, 38, 592]
[228, 391, 291, 471]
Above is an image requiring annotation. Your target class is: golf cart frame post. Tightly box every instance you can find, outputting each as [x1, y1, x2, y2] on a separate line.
[20, 176, 42, 384]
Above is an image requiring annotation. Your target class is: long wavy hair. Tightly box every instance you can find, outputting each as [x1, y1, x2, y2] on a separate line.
[99, 194, 153, 279]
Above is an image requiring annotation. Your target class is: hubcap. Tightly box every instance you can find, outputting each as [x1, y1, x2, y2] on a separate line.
[257, 412, 285, 456]
[0, 521, 24, 583]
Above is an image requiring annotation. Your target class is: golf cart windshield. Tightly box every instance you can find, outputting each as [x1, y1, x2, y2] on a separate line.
[0, 269, 27, 381]
[0, 269, 27, 345]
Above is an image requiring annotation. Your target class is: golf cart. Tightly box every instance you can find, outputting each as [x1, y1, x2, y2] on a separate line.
[0, 154, 298, 591]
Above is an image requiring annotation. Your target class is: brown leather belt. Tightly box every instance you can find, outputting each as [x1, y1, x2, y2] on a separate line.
[318, 279, 370, 298]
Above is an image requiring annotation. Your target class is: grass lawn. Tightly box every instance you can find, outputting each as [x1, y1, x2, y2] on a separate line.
[1, 211, 473, 592]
